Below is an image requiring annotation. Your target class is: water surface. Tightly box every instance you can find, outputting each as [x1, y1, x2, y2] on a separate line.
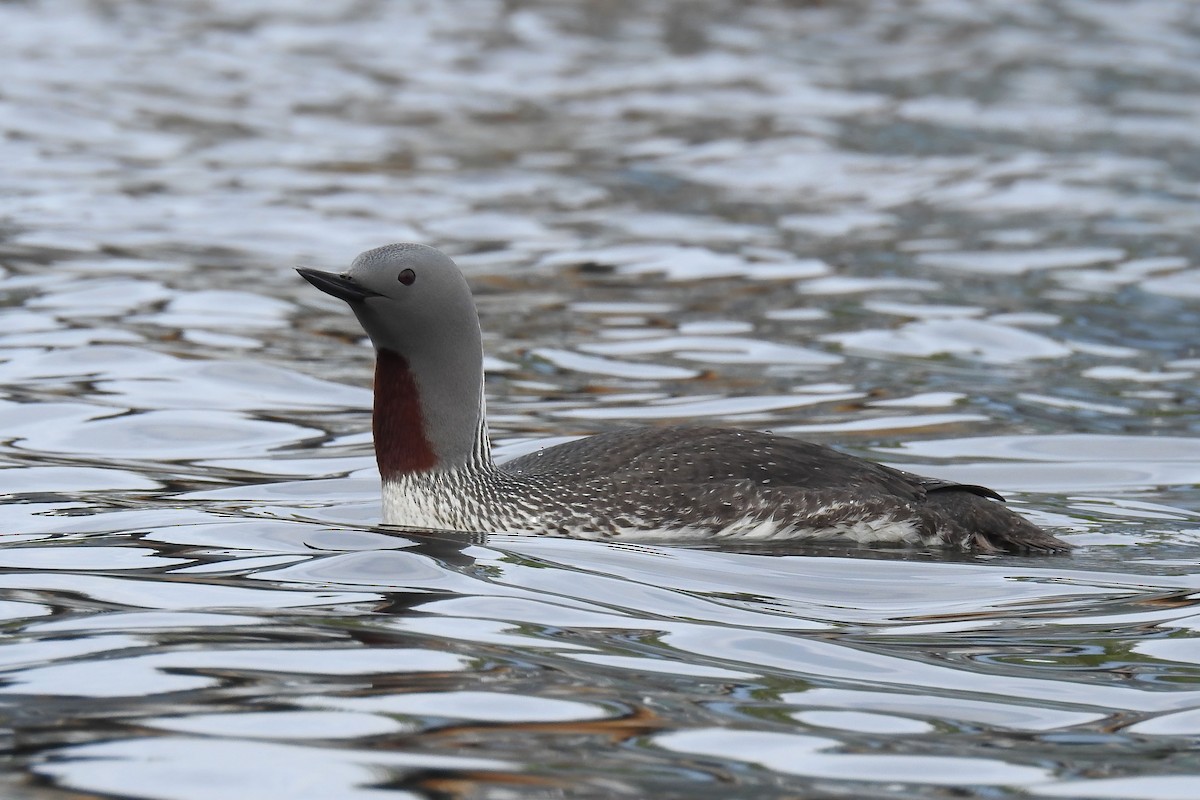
[2, 1, 1200, 798]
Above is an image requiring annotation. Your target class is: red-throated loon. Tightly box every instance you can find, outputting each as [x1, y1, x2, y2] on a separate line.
[298, 243, 1069, 553]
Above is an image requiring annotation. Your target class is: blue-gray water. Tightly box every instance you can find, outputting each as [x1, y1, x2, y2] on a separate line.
[2, 2, 1200, 798]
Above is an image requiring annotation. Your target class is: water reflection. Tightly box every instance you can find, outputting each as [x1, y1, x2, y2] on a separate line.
[5, 508, 1200, 797]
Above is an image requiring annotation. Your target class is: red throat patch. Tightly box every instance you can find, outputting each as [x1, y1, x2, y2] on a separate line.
[374, 349, 438, 479]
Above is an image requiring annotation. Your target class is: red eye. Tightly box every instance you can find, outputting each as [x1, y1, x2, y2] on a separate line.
[398, 269, 416, 285]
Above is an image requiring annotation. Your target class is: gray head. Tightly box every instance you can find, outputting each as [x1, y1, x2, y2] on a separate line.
[298, 243, 488, 475]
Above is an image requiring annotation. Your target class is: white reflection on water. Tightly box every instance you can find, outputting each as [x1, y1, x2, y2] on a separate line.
[36, 737, 507, 800]
[826, 318, 1073, 364]
[144, 709, 412, 739]
[0, 647, 470, 697]
[1034, 776, 1200, 800]
[307, 690, 609, 723]
[657, 728, 1052, 786]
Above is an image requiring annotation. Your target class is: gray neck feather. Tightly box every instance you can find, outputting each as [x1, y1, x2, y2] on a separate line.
[353, 297, 492, 474]
[409, 342, 492, 472]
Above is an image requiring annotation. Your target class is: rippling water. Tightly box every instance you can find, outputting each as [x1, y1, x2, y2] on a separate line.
[3, 1, 1200, 798]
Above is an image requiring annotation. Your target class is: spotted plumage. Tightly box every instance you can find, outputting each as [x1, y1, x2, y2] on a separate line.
[298, 244, 1070, 553]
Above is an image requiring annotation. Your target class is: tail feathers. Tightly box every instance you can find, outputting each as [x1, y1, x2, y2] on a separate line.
[923, 490, 1070, 553]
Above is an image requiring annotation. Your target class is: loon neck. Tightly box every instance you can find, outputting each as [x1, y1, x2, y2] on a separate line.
[373, 348, 491, 480]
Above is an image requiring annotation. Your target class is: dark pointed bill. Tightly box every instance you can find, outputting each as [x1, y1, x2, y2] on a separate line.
[296, 267, 383, 303]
